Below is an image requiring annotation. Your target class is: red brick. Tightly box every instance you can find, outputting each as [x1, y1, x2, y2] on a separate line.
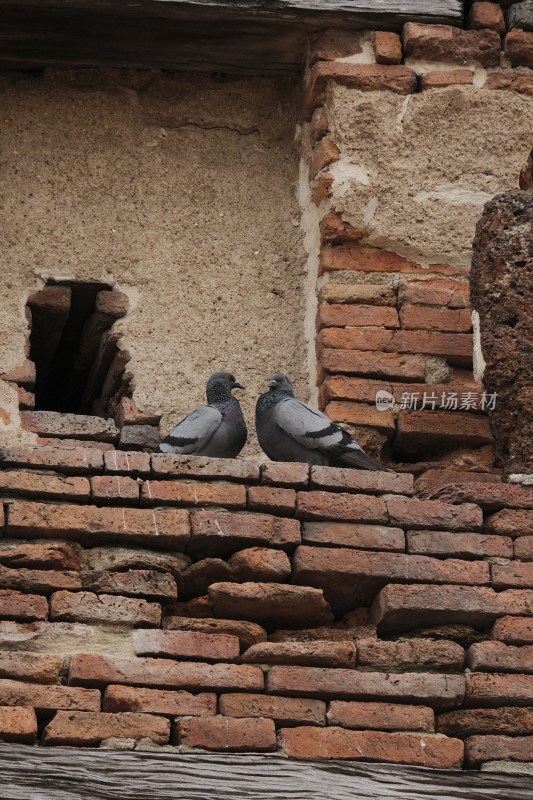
[20, 411, 119, 442]
[373, 31, 402, 64]
[0, 471, 90, 501]
[468, 2, 505, 33]
[267, 666, 464, 708]
[0, 706, 37, 743]
[151, 453, 260, 483]
[420, 70, 474, 90]
[162, 616, 267, 650]
[466, 735, 533, 766]
[504, 30, 533, 68]
[492, 616, 533, 645]
[303, 521, 405, 552]
[141, 479, 246, 509]
[324, 401, 395, 434]
[0, 359, 35, 388]
[398, 278, 469, 308]
[43, 710, 169, 746]
[322, 349, 426, 381]
[407, 530, 512, 559]
[220, 692, 325, 726]
[50, 590, 161, 627]
[310, 466, 413, 496]
[485, 509, 532, 537]
[322, 327, 474, 361]
[309, 29, 362, 63]
[492, 562, 533, 589]
[466, 672, 533, 707]
[7, 501, 190, 549]
[260, 461, 309, 488]
[175, 716, 276, 752]
[318, 326, 394, 352]
[296, 492, 387, 524]
[0, 540, 80, 571]
[516, 537, 533, 560]
[81, 546, 188, 578]
[189, 510, 300, 557]
[486, 71, 533, 96]
[36, 437, 115, 451]
[320, 246, 462, 277]
[328, 701, 434, 732]
[309, 106, 329, 146]
[0, 589, 48, 621]
[312, 172, 334, 206]
[0, 445, 103, 474]
[402, 22, 501, 67]
[320, 376, 394, 403]
[306, 63, 416, 117]
[357, 639, 464, 672]
[118, 424, 160, 452]
[415, 470, 501, 493]
[280, 727, 463, 768]
[466, 641, 533, 673]
[319, 212, 365, 246]
[318, 304, 399, 329]
[113, 397, 161, 428]
[208, 582, 333, 627]
[241, 641, 356, 668]
[397, 411, 493, 455]
[400, 305, 472, 333]
[81, 569, 177, 600]
[133, 629, 240, 661]
[427, 483, 533, 512]
[0, 565, 80, 595]
[104, 449, 151, 475]
[0, 652, 62, 683]
[0, 679, 100, 711]
[69, 654, 264, 692]
[437, 707, 533, 738]
[309, 136, 340, 179]
[319, 283, 397, 306]
[181, 558, 233, 598]
[230, 547, 291, 582]
[103, 685, 216, 716]
[247, 486, 296, 516]
[90, 475, 139, 505]
[387, 497, 483, 530]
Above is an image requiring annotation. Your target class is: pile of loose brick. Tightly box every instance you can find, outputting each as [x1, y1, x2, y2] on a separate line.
[0, 442, 531, 770]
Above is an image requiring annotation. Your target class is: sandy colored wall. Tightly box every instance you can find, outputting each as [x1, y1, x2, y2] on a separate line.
[0, 69, 307, 452]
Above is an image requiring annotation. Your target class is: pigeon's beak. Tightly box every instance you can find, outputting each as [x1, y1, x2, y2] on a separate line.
[267, 380, 277, 388]
[233, 382, 245, 390]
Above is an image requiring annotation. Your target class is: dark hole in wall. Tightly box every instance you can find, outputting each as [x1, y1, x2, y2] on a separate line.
[27, 280, 131, 415]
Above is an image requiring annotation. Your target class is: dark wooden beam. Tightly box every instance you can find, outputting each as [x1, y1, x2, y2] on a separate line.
[0, 0, 463, 74]
[1, 745, 531, 800]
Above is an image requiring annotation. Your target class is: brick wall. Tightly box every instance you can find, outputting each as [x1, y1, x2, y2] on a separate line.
[0, 443, 531, 770]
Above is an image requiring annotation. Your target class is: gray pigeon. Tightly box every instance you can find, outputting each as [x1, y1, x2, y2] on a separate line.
[256, 373, 386, 470]
[159, 371, 247, 458]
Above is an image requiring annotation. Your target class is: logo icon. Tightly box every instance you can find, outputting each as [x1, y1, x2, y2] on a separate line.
[375, 390, 394, 412]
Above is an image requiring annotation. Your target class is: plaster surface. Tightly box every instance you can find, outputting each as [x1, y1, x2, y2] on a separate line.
[0, 70, 307, 452]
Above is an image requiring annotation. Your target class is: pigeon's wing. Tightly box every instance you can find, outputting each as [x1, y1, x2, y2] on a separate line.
[160, 405, 222, 454]
[273, 397, 351, 452]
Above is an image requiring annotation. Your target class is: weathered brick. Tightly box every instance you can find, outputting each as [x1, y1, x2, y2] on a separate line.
[220, 692, 325, 726]
[267, 666, 464, 708]
[141, 479, 246, 509]
[398, 278, 469, 308]
[486, 71, 533, 96]
[0, 471, 89, 501]
[303, 521, 405, 552]
[0, 540, 80, 571]
[319, 283, 396, 307]
[309, 466, 413, 496]
[103, 685, 216, 716]
[0, 705, 37, 742]
[241, 641, 356, 668]
[69, 654, 264, 692]
[180, 558, 233, 598]
[151, 453, 260, 483]
[426, 483, 533, 512]
[319, 212, 364, 245]
[420, 70, 474, 90]
[466, 641, 533, 673]
[485, 509, 532, 537]
[515, 537, 533, 560]
[504, 30, 533, 68]
[319, 326, 394, 352]
[402, 22, 501, 67]
[469, 2, 505, 33]
[322, 349, 426, 381]
[104, 450, 151, 475]
[320, 246, 461, 277]
[246, 486, 296, 516]
[209, 582, 333, 628]
[20, 411, 119, 442]
[118, 424, 160, 452]
[492, 616, 533, 645]
[0, 589, 48, 621]
[0, 359, 35, 388]
[437, 707, 533, 738]
[391, 331, 473, 361]
[357, 639, 464, 672]
[113, 398, 161, 428]
[466, 735, 533, 766]
[400, 305, 472, 333]
[324, 401, 395, 434]
[0, 564, 80, 594]
[415, 470, 501, 493]
[260, 461, 309, 488]
[0, 446, 103, 475]
[373, 31, 402, 64]
[81, 569, 177, 600]
[387, 497, 483, 531]
[90, 475, 140, 505]
[309, 29, 362, 63]
[318, 303, 399, 329]
[229, 548, 291, 582]
[43, 710, 169, 746]
[328, 701, 434, 732]
[133, 629, 240, 662]
[36, 437, 115, 451]
[306, 62, 416, 116]
[492, 561, 533, 589]
[312, 172, 334, 206]
[0, 652, 62, 683]
[81, 545, 189, 578]
[0, 620, 117, 653]
[0, 679, 100, 711]
[407, 530, 513, 559]
[280, 727, 463, 768]
[309, 136, 340, 179]
[189, 510, 300, 557]
[7, 501, 190, 549]
[50, 591, 161, 627]
[309, 106, 329, 147]
[175, 716, 276, 751]
[269, 623, 376, 645]
[466, 672, 533, 707]
[296, 492, 387, 524]
[162, 616, 266, 650]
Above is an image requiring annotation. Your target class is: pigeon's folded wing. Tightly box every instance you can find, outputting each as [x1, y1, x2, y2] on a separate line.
[160, 405, 222, 454]
[274, 397, 356, 452]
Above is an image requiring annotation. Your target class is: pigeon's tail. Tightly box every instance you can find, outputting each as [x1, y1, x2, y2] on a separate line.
[334, 447, 389, 471]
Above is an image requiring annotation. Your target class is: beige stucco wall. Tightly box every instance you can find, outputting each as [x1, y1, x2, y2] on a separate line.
[0, 69, 307, 451]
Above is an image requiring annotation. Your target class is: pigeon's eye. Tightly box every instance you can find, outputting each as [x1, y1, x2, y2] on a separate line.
[224, 374, 231, 380]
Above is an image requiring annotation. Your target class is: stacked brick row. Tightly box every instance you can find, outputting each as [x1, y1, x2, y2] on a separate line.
[0, 444, 531, 770]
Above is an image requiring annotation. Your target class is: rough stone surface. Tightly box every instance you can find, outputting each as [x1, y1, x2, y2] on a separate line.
[470, 192, 533, 474]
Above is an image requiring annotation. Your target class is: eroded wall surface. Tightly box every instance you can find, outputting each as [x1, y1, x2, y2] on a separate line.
[0, 70, 307, 450]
